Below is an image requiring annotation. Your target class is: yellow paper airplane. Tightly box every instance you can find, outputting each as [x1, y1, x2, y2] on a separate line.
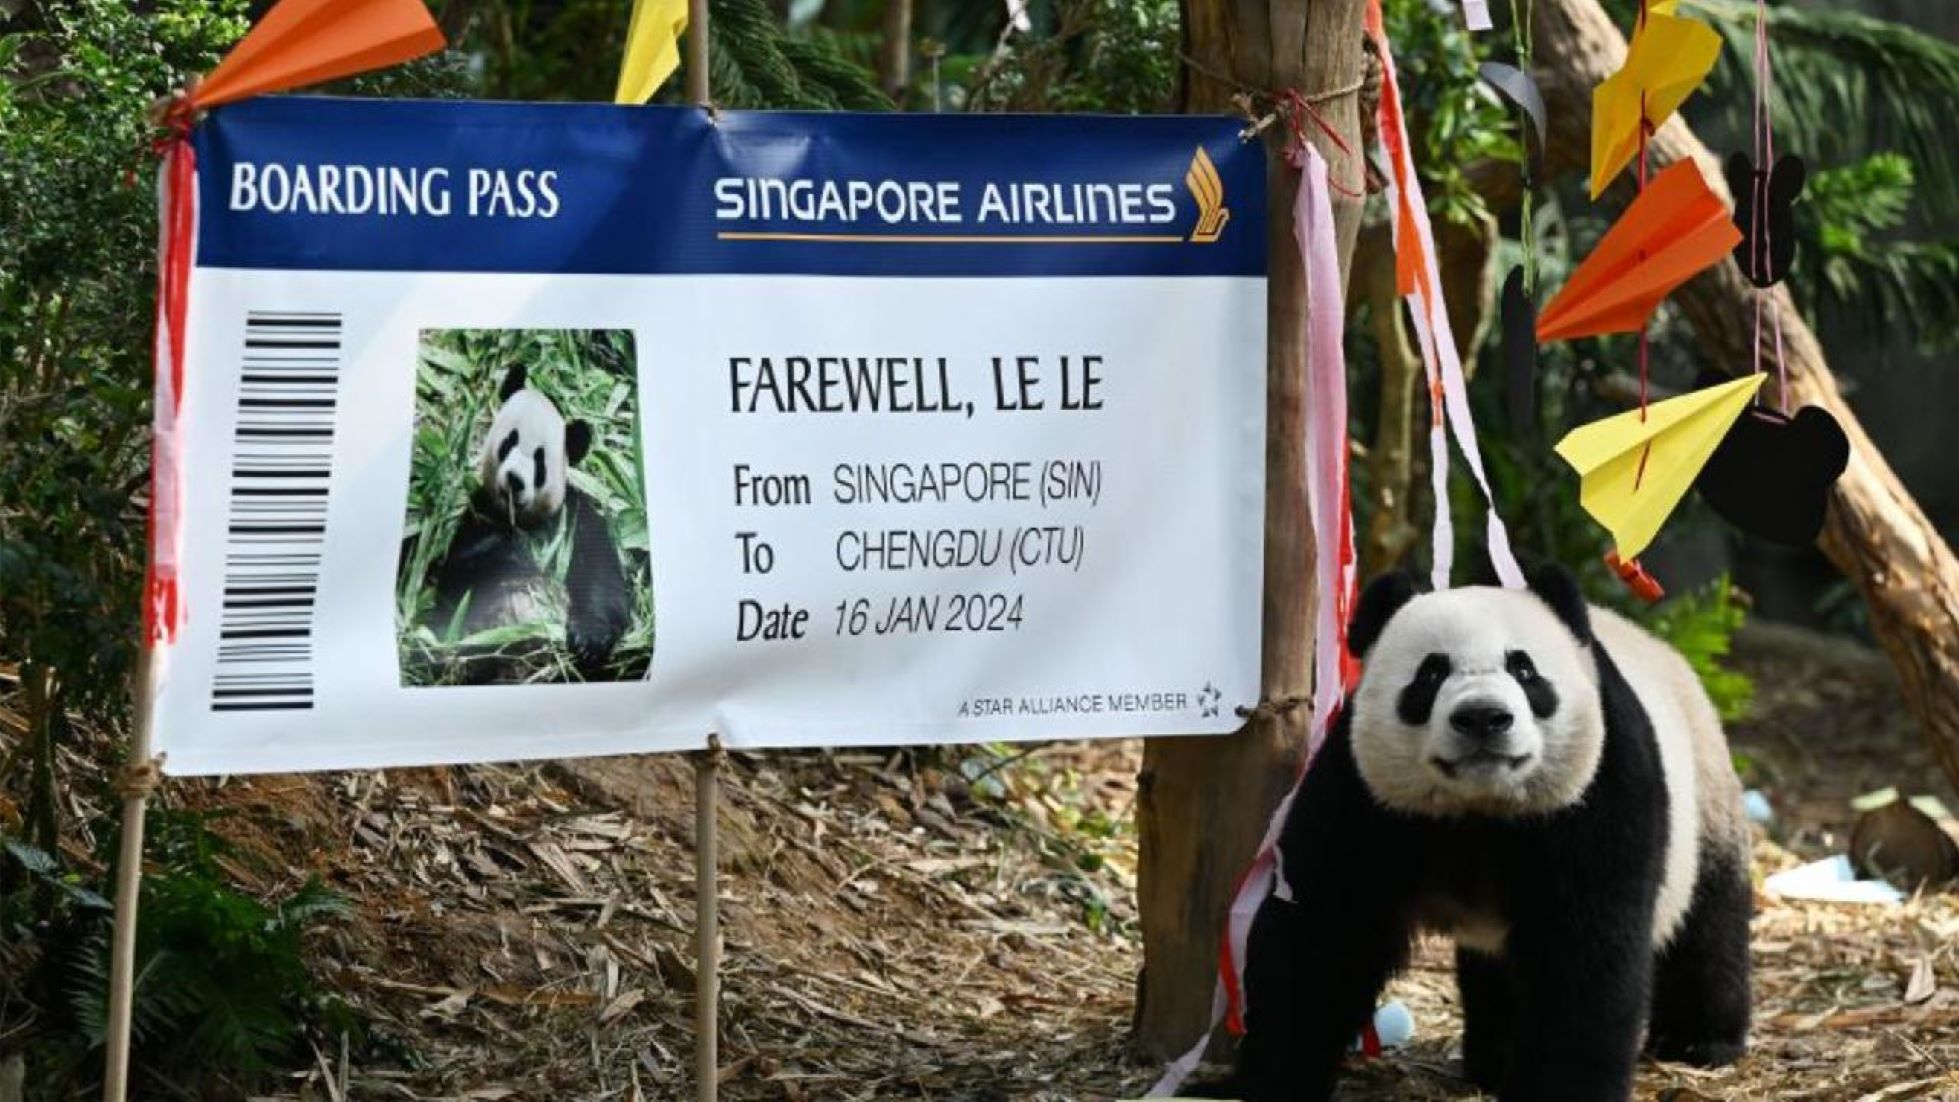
[1554, 374, 1766, 558]
[614, 0, 689, 105]
[1590, 11, 1722, 197]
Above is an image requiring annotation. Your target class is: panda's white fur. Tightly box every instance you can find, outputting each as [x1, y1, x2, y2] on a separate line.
[1592, 606, 1748, 946]
[1352, 585, 1744, 950]
[476, 387, 571, 529]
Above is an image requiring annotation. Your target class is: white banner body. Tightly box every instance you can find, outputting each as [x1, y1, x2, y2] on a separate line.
[153, 99, 1267, 774]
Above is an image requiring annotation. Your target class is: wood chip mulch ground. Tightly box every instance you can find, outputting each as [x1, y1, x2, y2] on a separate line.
[120, 623, 1959, 1100]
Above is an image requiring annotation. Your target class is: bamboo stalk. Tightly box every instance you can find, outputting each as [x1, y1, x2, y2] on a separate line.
[685, 0, 710, 109]
[686, 5, 716, 1097]
[102, 648, 157, 1102]
[695, 733, 722, 1102]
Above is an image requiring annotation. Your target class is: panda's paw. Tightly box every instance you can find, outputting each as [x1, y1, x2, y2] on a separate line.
[566, 618, 624, 678]
[1647, 1034, 1745, 1069]
[1173, 1073, 1244, 1100]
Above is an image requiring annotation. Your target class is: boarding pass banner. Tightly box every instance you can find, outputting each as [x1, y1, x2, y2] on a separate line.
[152, 98, 1267, 775]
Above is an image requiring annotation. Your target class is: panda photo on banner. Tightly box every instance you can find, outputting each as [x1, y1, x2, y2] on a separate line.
[396, 328, 652, 686]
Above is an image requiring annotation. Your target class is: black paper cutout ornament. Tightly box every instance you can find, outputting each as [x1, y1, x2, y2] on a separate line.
[1725, 151, 1805, 288]
[1695, 400, 1849, 546]
[1500, 265, 1536, 427]
[1481, 62, 1547, 184]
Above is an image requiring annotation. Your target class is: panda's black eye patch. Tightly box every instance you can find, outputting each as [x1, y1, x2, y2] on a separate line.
[533, 447, 548, 490]
[1397, 653, 1452, 725]
[1507, 650, 1559, 719]
[497, 430, 520, 462]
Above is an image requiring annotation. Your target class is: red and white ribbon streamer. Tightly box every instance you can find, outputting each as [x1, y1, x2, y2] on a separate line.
[1149, 141, 1357, 1097]
[146, 125, 197, 645]
[1368, 2, 1524, 592]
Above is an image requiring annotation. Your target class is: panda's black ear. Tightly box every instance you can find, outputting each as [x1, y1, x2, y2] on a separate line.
[564, 420, 594, 466]
[1527, 562, 1592, 643]
[1348, 571, 1420, 659]
[499, 364, 528, 401]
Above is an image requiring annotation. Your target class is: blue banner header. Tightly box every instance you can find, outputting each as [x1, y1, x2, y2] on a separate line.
[194, 98, 1267, 278]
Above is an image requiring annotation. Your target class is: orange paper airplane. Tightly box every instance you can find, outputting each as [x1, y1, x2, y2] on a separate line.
[1536, 159, 1740, 343]
[194, 0, 445, 109]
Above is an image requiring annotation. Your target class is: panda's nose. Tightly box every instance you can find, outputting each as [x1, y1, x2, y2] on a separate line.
[1450, 703, 1514, 742]
[504, 471, 525, 502]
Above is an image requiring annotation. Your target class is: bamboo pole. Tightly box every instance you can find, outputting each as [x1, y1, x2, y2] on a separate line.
[103, 649, 159, 1102]
[695, 734, 722, 1102]
[685, 0, 710, 109]
[686, 6, 717, 1098]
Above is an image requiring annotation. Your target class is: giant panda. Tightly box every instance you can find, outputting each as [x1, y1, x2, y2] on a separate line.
[1229, 564, 1751, 1102]
[422, 363, 631, 681]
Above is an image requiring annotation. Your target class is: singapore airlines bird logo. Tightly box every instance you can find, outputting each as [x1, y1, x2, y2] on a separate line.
[1186, 145, 1231, 244]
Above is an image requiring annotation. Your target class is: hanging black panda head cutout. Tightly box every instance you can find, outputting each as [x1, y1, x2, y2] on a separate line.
[476, 363, 595, 530]
[1696, 394, 1850, 547]
[1500, 265, 1537, 429]
[1726, 151, 1805, 288]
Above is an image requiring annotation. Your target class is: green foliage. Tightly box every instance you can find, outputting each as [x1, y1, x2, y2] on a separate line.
[397, 328, 653, 684]
[459, 0, 889, 109]
[0, 0, 249, 875]
[1642, 574, 1756, 723]
[1796, 153, 1959, 351]
[1380, 0, 1518, 228]
[0, 0, 247, 720]
[960, 0, 1179, 115]
[68, 874, 352, 1076]
[708, 0, 892, 110]
[1695, 0, 1959, 225]
[2, 812, 355, 1094]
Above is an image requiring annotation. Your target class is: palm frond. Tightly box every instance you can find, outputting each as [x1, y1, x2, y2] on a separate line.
[703, 0, 890, 110]
[1694, 0, 1959, 222]
[1793, 153, 1959, 350]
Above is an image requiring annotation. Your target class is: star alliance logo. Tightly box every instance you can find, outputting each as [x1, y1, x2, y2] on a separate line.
[1197, 681, 1223, 718]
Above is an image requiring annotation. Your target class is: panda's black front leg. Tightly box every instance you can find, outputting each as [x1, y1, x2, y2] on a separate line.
[1241, 888, 1411, 1101]
[1500, 904, 1653, 1102]
[1457, 946, 1513, 1094]
[563, 491, 631, 677]
[1497, 800, 1658, 1102]
[1238, 729, 1420, 1102]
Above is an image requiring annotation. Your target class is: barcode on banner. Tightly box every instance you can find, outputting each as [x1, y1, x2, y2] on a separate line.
[210, 312, 342, 713]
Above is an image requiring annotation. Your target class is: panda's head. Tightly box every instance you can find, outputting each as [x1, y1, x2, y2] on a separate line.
[1345, 565, 1605, 818]
[474, 364, 593, 530]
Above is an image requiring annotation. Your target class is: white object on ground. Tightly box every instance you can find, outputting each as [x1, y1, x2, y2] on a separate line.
[1373, 999, 1416, 1048]
[1350, 998, 1417, 1052]
[1763, 854, 1905, 905]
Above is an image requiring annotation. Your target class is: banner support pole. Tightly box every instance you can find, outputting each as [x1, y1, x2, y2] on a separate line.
[685, 0, 710, 109]
[685, 4, 715, 1099]
[695, 732, 723, 1102]
[103, 648, 159, 1102]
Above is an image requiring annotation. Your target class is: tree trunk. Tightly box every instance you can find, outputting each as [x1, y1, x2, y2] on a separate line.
[1530, 0, 1959, 789]
[1132, 0, 1370, 1061]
